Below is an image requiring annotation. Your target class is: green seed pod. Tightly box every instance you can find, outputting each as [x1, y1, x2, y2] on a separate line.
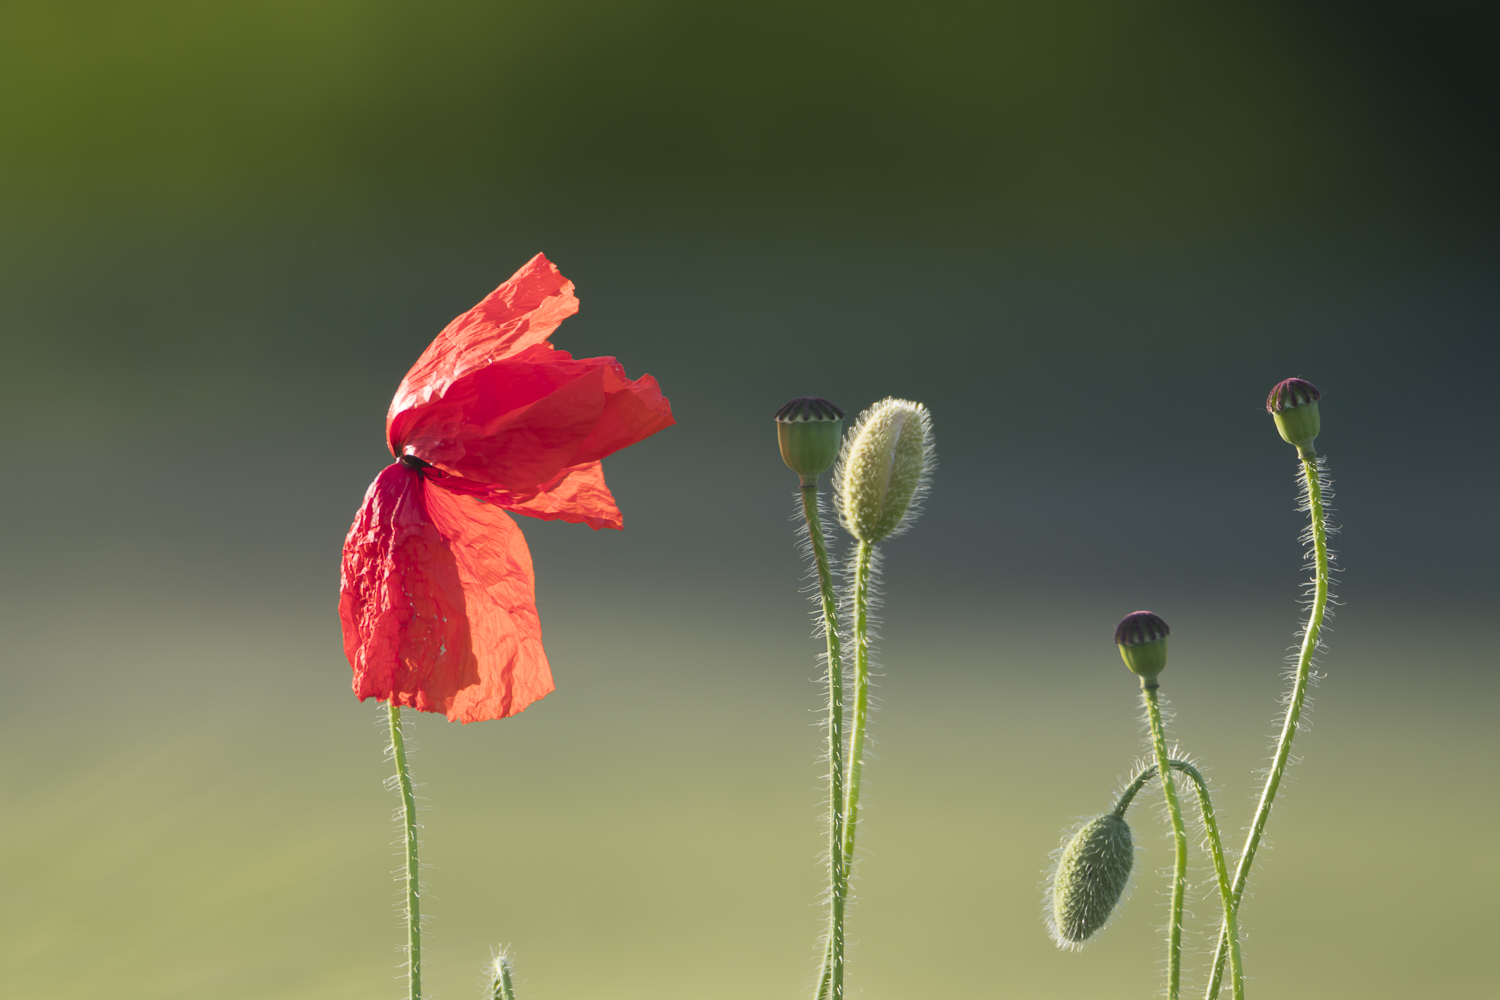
[775, 397, 845, 483]
[1266, 377, 1321, 456]
[834, 398, 935, 544]
[1115, 611, 1169, 680]
[1048, 813, 1135, 949]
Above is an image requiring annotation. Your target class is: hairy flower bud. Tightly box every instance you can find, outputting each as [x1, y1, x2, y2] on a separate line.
[1266, 377, 1321, 455]
[1115, 611, 1169, 679]
[775, 397, 845, 483]
[1047, 813, 1135, 948]
[835, 398, 935, 544]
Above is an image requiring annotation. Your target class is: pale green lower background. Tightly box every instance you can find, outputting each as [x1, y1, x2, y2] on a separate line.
[3, 577, 1494, 1000]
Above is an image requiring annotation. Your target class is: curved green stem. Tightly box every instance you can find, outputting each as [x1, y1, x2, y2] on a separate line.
[1143, 683, 1188, 999]
[1112, 759, 1200, 815]
[800, 484, 847, 1000]
[387, 702, 422, 1000]
[1206, 453, 1330, 1000]
[1117, 760, 1244, 1000]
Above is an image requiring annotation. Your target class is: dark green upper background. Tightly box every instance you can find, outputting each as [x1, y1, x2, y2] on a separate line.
[4, 0, 1499, 231]
[0, 0, 1494, 613]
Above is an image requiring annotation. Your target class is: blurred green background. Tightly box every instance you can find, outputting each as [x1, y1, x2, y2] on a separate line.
[2, 2, 1497, 998]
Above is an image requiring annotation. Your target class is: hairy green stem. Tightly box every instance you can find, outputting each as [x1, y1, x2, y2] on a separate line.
[1206, 453, 1330, 999]
[842, 543, 874, 900]
[801, 484, 847, 1000]
[816, 541, 876, 1000]
[1143, 683, 1189, 999]
[490, 952, 516, 1000]
[1117, 760, 1244, 1000]
[387, 702, 422, 1000]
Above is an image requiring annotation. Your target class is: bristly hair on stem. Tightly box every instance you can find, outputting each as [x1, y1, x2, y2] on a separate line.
[1205, 453, 1338, 1000]
[1111, 755, 1244, 1000]
[792, 491, 844, 648]
[795, 486, 849, 1000]
[1276, 456, 1340, 720]
[1294, 455, 1341, 661]
[384, 702, 427, 1000]
[486, 947, 517, 1000]
[839, 539, 885, 878]
[1141, 683, 1189, 999]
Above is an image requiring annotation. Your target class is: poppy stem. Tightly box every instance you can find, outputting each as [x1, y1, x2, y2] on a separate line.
[1205, 453, 1331, 1000]
[799, 483, 847, 1000]
[816, 540, 876, 1000]
[1141, 682, 1188, 998]
[841, 542, 874, 921]
[387, 701, 422, 1000]
[489, 949, 517, 1000]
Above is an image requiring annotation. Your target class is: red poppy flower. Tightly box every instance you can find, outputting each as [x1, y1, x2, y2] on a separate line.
[339, 253, 674, 723]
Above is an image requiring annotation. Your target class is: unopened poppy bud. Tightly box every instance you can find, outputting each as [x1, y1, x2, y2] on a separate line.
[1048, 813, 1135, 948]
[776, 397, 845, 483]
[1266, 378, 1321, 455]
[835, 398, 935, 544]
[1115, 611, 1169, 679]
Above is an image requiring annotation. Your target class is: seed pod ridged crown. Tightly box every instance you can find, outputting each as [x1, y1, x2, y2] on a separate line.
[1114, 611, 1169, 646]
[1265, 378, 1320, 413]
[834, 398, 934, 544]
[775, 397, 845, 480]
[1048, 813, 1135, 949]
[776, 397, 844, 423]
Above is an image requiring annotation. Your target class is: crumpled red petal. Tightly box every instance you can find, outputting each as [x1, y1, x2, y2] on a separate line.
[339, 463, 553, 723]
[386, 253, 579, 441]
[490, 461, 623, 531]
[390, 343, 672, 495]
[390, 460, 624, 531]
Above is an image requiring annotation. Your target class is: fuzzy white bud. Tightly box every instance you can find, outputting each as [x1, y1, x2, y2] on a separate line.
[834, 398, 935, 545]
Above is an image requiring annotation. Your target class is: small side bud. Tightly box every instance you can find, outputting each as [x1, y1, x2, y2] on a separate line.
[1266, 377, 1321, 456]
[1115, 611, 1169, 680]
[835, 398, 935, 544]
[1047, 813, 1135, 948]
[775, 397, 845, 483]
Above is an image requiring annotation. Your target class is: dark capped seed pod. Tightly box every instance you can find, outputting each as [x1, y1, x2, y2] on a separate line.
[1266, 378, 1322, 455]
[1047, 813, 1135, 949]
[775, 397, 845, 482]
[1115, 611, 1169, 679]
